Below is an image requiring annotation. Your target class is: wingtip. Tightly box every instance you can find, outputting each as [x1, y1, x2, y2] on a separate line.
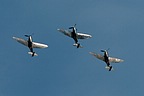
[89, 52, 95, 55]
[57, 28, 63, 32]
[120, 59, 124, 62]
[42, 44, 48, 48]
[89, 35, 92, 38]
[45, 45, 48, 48]
[12, 36, 15, 38]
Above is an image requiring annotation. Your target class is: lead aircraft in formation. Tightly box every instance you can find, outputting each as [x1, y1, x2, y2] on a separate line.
[13, 35, 48, 57]
[57, 24, 92, 48]
[89, 49, 124, 71]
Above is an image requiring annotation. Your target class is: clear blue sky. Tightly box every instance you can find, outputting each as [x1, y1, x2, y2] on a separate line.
[0, 0, 144, 96]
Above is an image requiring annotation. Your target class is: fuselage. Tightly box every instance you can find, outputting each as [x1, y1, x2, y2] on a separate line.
[27, 36, 33, 48]
[69, 27, 78, 44]
[102, 50, 110, 66]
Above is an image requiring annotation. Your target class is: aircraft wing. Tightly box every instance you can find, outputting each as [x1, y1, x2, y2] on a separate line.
[57, 29, 71, 37]
[89, 52, 104, 61]
[109, 57, 124, 63]
[32, 42, 48, 48]
[77, 33, 92, 39]
[13, 37, 28, 46]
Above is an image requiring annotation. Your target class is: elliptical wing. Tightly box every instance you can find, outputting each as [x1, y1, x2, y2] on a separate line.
[89, 52, 104, 61]
[32, 42, 48, 48]
[13, 37, 28, 46]
[109, 57, 124, 63]
[77, 33, 92, 39]
[57, 29, 71, 37]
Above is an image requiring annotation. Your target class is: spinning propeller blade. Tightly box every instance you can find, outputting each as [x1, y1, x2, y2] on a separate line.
[101, 50, 106, 52]
[74, 24, 76, 27]
[101, 48, 110, 52]
[69, 24, 77, 29]
[25, 35, 30, 37]
[24, 33, 34, 37]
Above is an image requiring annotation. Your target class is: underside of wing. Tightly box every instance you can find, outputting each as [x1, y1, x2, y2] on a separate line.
[32, 42, 48, 48]
[77, 33, 92, 39]
[13, 37, 28, 46]
[109, 57, 124, 63]
[89, 52, 104, 61]
[57, 29, 71, 37]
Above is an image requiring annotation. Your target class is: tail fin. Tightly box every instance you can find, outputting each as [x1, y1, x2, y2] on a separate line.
[77, 43, 80, 48]
[32, 52, 35, 57]
[105, 66, 114, 71]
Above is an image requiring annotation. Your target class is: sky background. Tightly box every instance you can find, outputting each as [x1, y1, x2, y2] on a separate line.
[0, 0, 144, 96]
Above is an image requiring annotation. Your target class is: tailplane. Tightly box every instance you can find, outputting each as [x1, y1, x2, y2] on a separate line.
[105, 66, 114, 71]
[28, 52, 38, 57]
[73, 43, 83, 48]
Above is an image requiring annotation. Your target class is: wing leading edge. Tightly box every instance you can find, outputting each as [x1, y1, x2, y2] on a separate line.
[32, 42, 48, 48]
[13, 37, 48, 48]
[108, 57, 124, 63]
[13, 37, 28, 47]
[89, 52, 124, 63]
[57, 29, 71, 37]
[89, 52, 104, 61]
[77, 33, 92, 39]
[57, 29, 92, 39]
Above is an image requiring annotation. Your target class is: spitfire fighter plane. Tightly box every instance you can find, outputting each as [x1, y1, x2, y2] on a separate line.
[89, 50, 124, 71]
[13, 35, 48, 57]
[57, 24, 92, 48]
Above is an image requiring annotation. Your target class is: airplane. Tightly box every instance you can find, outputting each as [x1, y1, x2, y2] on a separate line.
[13, 35, 48, 57]
[57, 24, 92, 48]
[89, 50, 124, 71]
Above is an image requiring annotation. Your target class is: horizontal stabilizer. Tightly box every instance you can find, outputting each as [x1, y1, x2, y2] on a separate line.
[73, 43, 83, 48]
[105, 66, 114, 71]
[28, 52, 38, 56]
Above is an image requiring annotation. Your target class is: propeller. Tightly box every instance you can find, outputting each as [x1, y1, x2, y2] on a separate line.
[101, 48, 110, 52]
[69, 24, 77, 29]
[74, 24, 76, 27]
[25, 35, 30, 37]
[24, 33, 34, 37]
[101, 50, 106, 52]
